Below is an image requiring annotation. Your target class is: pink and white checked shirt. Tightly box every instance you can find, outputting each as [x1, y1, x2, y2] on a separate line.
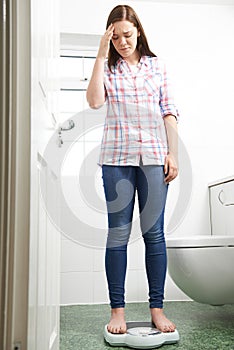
[98, 56, 179, 166]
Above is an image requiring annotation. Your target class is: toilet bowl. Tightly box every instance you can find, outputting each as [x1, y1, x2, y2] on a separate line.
[166, 235, 234, 305]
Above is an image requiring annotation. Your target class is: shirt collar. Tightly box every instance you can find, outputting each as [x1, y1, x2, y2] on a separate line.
[116, 55, 150, 73]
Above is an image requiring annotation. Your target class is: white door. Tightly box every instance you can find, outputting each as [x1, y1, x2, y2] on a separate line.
[28, 0, 61, 349]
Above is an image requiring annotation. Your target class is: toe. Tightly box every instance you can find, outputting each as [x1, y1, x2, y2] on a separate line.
[169, 324, 176, 332]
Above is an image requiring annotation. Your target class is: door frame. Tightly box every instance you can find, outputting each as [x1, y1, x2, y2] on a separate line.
[0, 0, 31, 348]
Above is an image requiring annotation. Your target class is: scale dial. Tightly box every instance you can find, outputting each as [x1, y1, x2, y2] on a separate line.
[127, 327, 161, 337]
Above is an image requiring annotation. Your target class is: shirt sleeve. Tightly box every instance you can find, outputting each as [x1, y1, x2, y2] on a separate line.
[159, 60, 180, 121]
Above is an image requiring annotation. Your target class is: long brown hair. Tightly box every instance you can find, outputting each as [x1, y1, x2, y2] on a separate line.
[106, 5, 156, 71]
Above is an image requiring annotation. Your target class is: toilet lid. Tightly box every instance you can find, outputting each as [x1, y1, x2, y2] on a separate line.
[166, 235, 234, 248]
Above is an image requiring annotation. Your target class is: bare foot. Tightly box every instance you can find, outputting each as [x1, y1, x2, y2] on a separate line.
[107, 308, 127, 334]
[151, 308, 176, 333]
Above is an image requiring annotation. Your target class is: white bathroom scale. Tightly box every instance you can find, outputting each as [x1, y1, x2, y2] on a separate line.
[104, 321, 179, 349]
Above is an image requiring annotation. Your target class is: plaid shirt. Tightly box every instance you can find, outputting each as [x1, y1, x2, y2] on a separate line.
[98, 56, 179, 166]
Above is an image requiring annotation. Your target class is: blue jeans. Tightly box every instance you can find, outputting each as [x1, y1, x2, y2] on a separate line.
[102, 164, 168, 309]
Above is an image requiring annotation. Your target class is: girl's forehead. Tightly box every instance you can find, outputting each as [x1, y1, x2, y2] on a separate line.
[113, 21, 135, 34]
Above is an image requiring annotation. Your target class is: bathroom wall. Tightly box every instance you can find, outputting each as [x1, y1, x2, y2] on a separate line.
[59, 0, 234, 305]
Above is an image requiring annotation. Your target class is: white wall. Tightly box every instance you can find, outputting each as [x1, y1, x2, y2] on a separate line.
[59, 0, 234, 305]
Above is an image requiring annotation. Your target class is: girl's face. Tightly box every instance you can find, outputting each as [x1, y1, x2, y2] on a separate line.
[111, 20, 140, 62]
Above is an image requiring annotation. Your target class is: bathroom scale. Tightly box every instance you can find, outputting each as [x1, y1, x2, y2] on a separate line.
[104, 321, 180, 349]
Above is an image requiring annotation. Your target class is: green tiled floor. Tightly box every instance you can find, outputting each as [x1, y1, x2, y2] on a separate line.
[60, 302, 234, 350]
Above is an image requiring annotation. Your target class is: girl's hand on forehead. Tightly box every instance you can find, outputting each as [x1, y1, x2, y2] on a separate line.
[97, 23, 115, 59]
[106, 23, 115, 38]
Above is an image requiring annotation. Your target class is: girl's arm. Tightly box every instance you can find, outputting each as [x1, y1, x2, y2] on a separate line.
[164, 114, 178, 184]
[86, 24, 114, 109]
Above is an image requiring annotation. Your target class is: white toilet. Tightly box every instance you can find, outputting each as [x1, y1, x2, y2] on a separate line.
[166, 235, 234, 305]
[166, 176, 234, 306]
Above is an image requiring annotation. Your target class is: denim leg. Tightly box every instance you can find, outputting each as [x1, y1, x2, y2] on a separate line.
[136, 165, 168, 309]
[102, 165, 136, 308]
